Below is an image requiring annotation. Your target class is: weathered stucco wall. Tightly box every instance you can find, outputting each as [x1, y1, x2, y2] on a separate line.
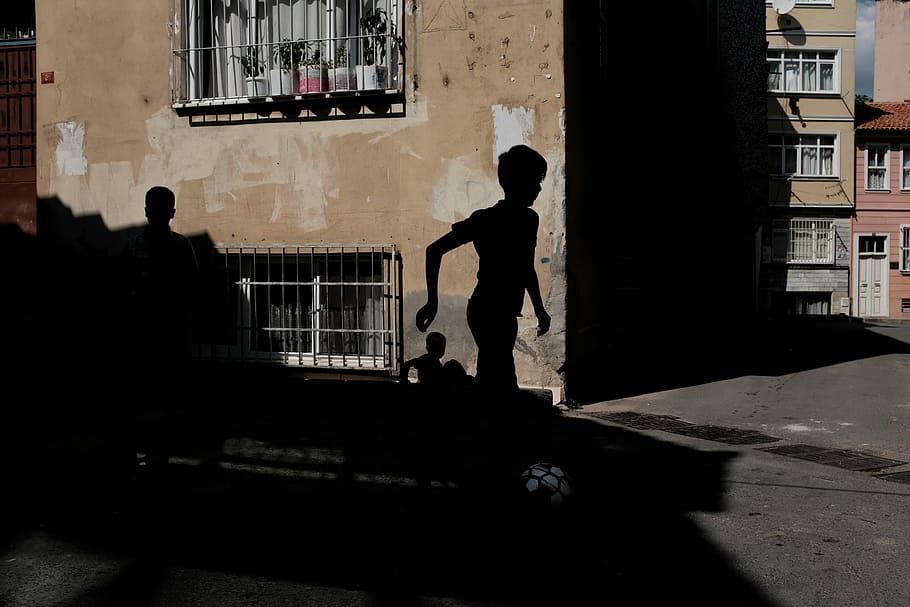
[35, 0, 566, 390]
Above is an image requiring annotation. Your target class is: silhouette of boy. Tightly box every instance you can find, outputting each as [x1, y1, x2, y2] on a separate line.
[124, 186, 199, 365]
[416, 144, 551, 393]
[401, 331, 446, 385]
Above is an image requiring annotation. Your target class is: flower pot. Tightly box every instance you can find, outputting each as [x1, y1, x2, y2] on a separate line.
[327, 67, 356, 92]
[269, 68, 298, 96]
[355, 65, 388, 90]
[298, 66, 328, 93]
[245, 76, 269, 97]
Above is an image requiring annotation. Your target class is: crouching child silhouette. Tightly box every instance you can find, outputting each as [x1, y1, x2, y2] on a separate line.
[401, 331, 473, 390]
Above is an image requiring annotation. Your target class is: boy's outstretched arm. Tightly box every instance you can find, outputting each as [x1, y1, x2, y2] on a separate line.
[416, 231, 465, 332]
[526, 268, 551, 336]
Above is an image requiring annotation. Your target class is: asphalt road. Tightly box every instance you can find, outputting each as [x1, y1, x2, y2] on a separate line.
[2, 318, 909, 606]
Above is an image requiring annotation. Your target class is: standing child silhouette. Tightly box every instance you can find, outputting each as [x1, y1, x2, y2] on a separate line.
[416, 145, 551, 393]
[124, 186, 199, 368]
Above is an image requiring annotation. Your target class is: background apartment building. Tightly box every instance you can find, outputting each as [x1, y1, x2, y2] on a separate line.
[852, 0, 910, 321]
[762, 0, 857, 316]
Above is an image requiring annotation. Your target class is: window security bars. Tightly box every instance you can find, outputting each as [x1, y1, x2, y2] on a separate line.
[171, 0, 402, 106]
[772, 219, 834, 264]
[866, 144, 889, 191]
[192, 245, 401, 371]
[768, 134, 836, 177]
[767, 49, 837, 94]
[0, 46, 36, 169]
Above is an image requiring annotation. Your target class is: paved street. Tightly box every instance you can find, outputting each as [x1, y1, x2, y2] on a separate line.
[2, 319, 909, 606]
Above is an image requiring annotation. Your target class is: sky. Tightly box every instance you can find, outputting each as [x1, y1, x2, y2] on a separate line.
[856, 0, 875, 98]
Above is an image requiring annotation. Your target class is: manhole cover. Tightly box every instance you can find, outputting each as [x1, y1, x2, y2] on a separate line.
[587, 411, 694, 431]
[671, 425, 780, 445]
[758, 444, 906, 472]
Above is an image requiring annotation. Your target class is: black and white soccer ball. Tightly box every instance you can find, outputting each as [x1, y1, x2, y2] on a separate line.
[519, 462, 572, 506]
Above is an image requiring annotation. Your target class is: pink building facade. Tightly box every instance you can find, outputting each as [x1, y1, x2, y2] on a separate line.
[854, 102, 910, 319]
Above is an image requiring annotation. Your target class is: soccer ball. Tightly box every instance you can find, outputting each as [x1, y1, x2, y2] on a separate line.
[519, 462, 572, 506]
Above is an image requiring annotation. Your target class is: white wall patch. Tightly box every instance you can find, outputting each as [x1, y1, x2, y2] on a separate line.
[55, 121, 87, 177]
[492, 105, 534, 159]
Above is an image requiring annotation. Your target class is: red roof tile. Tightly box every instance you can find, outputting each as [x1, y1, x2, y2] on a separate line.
[856, 102, 910, 131]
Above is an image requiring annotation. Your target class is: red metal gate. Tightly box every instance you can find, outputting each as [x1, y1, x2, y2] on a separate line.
[0, 43, 36, 234]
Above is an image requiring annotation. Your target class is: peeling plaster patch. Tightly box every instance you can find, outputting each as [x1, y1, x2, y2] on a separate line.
[269, 189, 285, 224]
[292, 159, 328, 231]
[55, 122, 87, 176]
[300, 205, 328, 231]
[431, 156, 495, 223]
[403, 146, 424, 160]
[144, 107, 218, 182]
[88, 161, 141, 227]
[492, 105, 534, 159]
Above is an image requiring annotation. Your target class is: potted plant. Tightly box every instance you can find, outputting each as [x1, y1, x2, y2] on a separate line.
[326, 43, 355, 91]
[233, 45, 268, 97]
[298, 42, 328, 93]
[271, 38, 305, 96]
[356, 7, 403, 90]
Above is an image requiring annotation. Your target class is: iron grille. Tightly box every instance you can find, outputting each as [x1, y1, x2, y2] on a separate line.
[192, 244, 402, 371]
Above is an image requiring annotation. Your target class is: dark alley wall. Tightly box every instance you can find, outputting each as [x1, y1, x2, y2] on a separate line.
[563, 0, 768, 403]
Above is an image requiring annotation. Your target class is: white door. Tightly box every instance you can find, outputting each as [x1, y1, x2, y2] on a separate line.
[857, 236, 888, 318]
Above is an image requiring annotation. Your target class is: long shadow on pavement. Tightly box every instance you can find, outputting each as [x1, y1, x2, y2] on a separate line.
[5, 371, 776, 607]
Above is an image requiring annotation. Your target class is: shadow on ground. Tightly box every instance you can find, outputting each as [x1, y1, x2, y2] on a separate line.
[4, 371, 775, 606]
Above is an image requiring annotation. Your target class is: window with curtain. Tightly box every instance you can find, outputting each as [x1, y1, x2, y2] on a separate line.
[767, 49, 838, 94]
[866, 144, 889, 191]
[172, 0, 402, 104]
[901, 145, 910, 191]
[768, 134, 836, 177]
[901, 225, 910, 274]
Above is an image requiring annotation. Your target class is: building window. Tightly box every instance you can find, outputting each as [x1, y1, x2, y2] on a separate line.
[902, 145, 910, 191]
[767, 49, 838, 94]
[901, 225, 910, 274]
[192, 245, 402, 370]
[772, 218, 834, 264]
[766, 1, 834, 6]
[866, 144, 890, 191]
[171, 0, 403, 106]
[768, 134, 836, 177]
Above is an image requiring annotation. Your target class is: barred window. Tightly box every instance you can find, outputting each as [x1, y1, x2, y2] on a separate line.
[772, 218, 834, 264]
[192, 245, 402, 370]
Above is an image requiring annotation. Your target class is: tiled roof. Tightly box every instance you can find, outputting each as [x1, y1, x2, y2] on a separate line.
[855, 102, 910, 131]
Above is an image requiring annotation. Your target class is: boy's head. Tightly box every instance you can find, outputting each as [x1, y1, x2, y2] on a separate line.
[497, 145, 547, 206]
[426, 331, 446, 358]
[145, 186, 177, 229]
